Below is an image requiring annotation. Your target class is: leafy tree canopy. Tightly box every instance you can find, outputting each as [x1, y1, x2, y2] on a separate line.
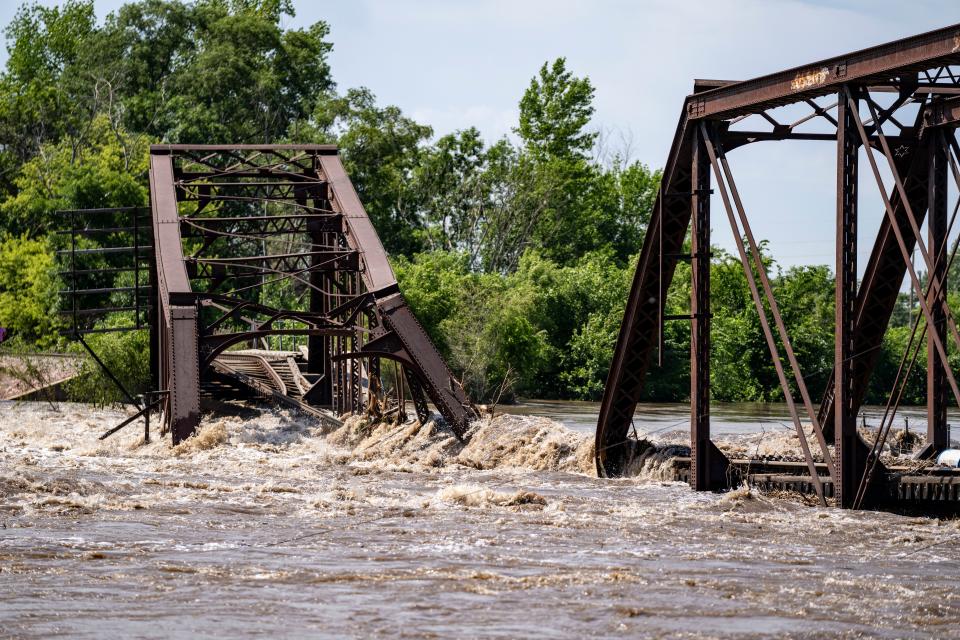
[517, 57, 596, 160]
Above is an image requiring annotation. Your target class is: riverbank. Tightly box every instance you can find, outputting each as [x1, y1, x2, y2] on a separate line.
[0, 354, 82, 401]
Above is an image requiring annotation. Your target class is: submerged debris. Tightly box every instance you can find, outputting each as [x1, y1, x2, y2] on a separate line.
[621, 439, 690, 480]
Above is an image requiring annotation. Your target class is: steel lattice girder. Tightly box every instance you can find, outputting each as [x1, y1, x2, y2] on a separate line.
[150, 144, 477, 443]
[596, 23, 960, 507]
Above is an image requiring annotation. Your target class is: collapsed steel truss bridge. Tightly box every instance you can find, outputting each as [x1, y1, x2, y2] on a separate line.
[60, 145, 477, 443]
[597, 24, 960, 508]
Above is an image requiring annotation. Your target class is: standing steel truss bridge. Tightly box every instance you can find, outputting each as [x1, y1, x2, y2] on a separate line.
[60, 145, 477, 444]
[597, 24, 960, 509]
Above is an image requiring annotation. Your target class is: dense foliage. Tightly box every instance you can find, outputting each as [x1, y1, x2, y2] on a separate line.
[0, 0, 944, 407]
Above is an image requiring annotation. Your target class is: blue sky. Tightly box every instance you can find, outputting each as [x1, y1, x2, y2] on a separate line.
[2, 0, 959, 276]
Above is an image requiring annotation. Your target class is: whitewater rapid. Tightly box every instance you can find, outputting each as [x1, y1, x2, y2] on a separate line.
[2, 401, 959, 638]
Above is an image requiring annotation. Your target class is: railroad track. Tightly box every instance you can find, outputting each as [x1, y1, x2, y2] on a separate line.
[208, 349, 342, 430]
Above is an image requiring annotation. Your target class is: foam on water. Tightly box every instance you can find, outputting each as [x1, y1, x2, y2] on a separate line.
[436, 484, 549, 509]
[327, 412, 595, 474]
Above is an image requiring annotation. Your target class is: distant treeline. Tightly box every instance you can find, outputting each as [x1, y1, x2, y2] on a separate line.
[0, 1, 951, 405]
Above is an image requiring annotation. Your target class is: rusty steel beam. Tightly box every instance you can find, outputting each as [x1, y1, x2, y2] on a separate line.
[316, 154, 476, 435]
[594, 116, 695, 476]
[152, 144, 339, 152]
[689, 124, 727, 491]
[688, 23, 960, 120]
[835, 91, 865, 508]
[595, 79, 735, 476]
[151, 153, 201, 445]
[923, 95, 960, 130]
[928, 132, 950, 453]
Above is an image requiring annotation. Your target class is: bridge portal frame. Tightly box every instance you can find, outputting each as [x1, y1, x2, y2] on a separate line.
[596, 23, 960, 508]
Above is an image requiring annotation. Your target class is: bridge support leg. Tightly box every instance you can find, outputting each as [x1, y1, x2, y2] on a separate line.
[836, 90, 867, 507]
[927, 133, 949, 455]
[690, 125, 725, 490]
[168, 305, 201, 444]
[307, 195, 332, 407]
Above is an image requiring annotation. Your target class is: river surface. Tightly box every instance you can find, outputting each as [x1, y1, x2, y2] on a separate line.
[502, 398, 960, 442]
[2, 399, 959, 639]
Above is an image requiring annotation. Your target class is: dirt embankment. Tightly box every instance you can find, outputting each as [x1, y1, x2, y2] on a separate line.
[0, 354, 83, 400]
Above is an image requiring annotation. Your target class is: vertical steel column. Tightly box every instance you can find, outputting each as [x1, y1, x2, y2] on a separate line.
[344, 271, 356, 414]
[149, 235, 159, 393]
[350, 271, 362, 412]
[334, 272, 345, 414]
[690, 125, 714, 490]
[927, 133, 949, 452]
[134, 209, 140, 328]
[836, 90, 863, 507]
[306, 184, 332, 406]
[168, 305, 200, 444]
[368, 356, 381, 416]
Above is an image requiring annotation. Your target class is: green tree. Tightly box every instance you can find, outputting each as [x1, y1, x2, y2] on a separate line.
[328, 88, 433, 256]
[414, 127, 489, 256]
[559, 253, 637, 399]
[0, 235, 62, 346]
[511, 58, 626, 267]
[588, 159, 662, 264]
[95, 0, 333, 143]
[0, 0, 98, 195]
[2, 115, 149, 236]
[517, 57, 596, 160]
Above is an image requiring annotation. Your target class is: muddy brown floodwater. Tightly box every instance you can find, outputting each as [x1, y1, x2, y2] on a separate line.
[1, 400, 959, 639]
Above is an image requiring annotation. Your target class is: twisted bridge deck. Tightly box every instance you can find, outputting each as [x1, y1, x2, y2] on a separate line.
[206, 349, 343, 429]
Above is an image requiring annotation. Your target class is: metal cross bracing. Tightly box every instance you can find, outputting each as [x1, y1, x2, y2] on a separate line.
[596, 23, 960, 508]
[148, 144, 478, 443]
[55, 206, 159, 408]
[56, 206, 155, 337]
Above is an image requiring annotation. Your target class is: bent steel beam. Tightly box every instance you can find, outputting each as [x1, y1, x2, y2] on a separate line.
[317, 154, 477, 435]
